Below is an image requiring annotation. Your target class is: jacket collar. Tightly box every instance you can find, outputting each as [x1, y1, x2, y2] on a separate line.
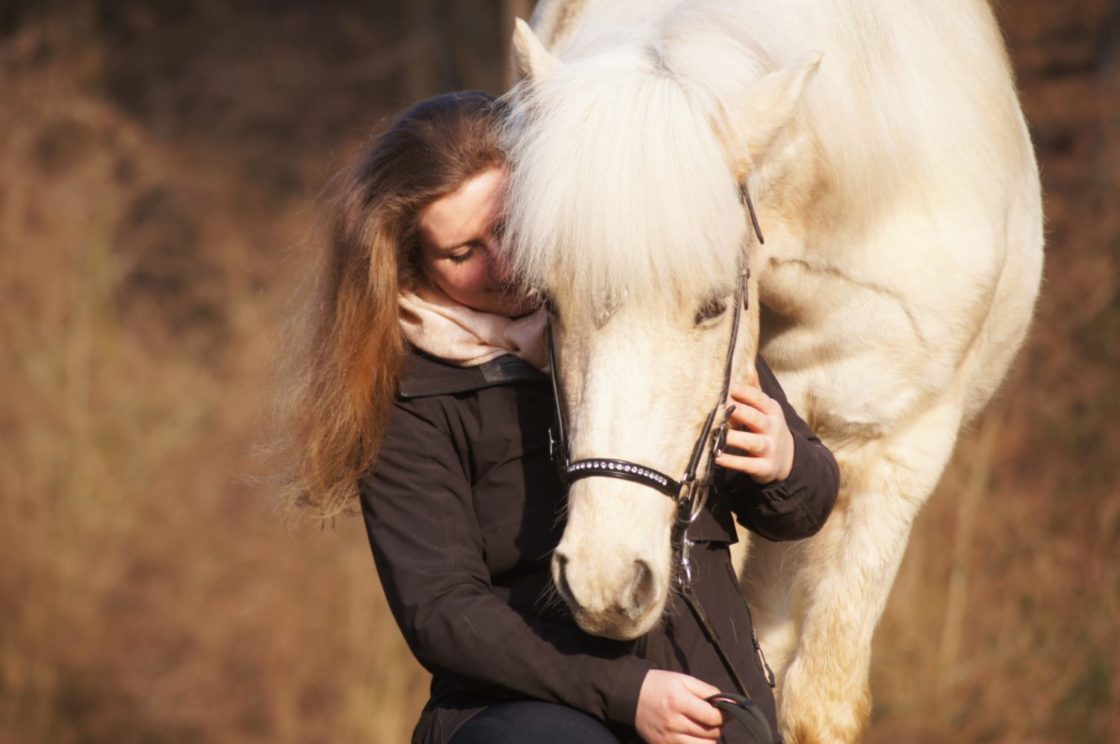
[399, 348, 548, 399]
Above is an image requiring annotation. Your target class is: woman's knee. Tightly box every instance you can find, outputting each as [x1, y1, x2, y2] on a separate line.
[449, 701, 620, 744]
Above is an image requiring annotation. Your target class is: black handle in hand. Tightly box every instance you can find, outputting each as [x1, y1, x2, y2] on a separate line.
[706, 693, 775, 744]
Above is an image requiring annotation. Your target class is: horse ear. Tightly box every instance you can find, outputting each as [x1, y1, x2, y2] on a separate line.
[512, 18, 559, 83]
[723, 51, 822, 173]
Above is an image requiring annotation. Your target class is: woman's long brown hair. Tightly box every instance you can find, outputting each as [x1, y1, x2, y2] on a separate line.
[275, 92, 507, 519]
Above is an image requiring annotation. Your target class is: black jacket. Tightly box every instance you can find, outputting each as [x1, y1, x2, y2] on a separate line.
[359, 350, 838, 743]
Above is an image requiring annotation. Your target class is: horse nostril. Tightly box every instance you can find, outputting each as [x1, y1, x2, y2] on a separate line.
[629, 560, 656, 614]
[553, 553, 581, 612]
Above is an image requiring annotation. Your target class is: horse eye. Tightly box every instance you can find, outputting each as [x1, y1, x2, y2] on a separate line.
[695, 297, 727, 325]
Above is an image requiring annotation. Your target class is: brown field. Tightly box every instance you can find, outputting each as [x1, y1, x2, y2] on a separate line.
[1, 1, 1117, 742]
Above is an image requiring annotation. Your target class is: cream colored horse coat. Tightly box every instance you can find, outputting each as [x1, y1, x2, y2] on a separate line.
[508, 1, 1044, 741]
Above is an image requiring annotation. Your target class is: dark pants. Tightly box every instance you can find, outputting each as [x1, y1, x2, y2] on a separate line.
[448, 701, 621, 744]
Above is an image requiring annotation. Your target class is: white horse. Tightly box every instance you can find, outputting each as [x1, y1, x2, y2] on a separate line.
[502, 1, 1043, 741]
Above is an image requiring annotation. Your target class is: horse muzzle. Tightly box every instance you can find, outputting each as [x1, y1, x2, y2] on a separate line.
[551, 542, 669, 641]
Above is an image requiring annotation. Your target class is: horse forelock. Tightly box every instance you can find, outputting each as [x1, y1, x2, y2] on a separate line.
[502, 43, 748, 315]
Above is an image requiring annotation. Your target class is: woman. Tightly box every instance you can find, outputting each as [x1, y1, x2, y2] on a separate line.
[280, 91, 839, 744]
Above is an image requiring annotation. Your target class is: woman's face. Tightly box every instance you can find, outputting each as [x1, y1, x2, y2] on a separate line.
[416, 166, 536, 317]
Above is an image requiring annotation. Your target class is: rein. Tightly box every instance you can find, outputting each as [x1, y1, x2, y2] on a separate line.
[545, 184, 777, 743]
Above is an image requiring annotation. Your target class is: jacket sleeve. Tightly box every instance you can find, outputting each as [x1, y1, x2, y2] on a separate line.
[718, 358, 840, 541]
[358, 398, 652, 727]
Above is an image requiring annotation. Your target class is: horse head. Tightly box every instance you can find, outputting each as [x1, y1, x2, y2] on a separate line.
[503, 19, 820, 640]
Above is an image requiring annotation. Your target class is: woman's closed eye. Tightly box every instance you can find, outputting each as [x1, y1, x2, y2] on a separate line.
[448, 241, 484, 263]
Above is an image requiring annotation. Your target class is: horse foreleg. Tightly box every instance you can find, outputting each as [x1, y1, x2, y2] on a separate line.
[740, 531, 803, 697]
[768, 401, 964, 744]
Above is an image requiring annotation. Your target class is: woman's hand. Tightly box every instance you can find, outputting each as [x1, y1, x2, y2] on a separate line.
[635, 670, 724, 743]
[714, 383, 795, 484]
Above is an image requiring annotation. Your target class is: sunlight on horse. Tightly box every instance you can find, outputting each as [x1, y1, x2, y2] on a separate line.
[502, 1, 1043, 742]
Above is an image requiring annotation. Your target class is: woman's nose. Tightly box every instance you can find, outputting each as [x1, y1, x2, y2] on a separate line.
[485, 241, 514, 284]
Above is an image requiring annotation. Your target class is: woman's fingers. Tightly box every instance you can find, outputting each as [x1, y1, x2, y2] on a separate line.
[672, 733, 722, 744]
[726, 384, 780, 434]
[722, 429, 769, 456]
[663, 708, 721, 741]
[730, 406, 767, 434]
[730, 383, 779, 413]
[714, 451, 768, 477]
[636, 670, 730, 743]
[678, 676, 725, 731]
[721, 382, 795, 482]
[680, 673, 721, 700]
[676, 700, 724, 733]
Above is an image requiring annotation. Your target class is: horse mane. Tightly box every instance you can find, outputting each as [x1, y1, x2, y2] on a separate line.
[503, 0, 1023, 311]
[502, 38, 747, 312]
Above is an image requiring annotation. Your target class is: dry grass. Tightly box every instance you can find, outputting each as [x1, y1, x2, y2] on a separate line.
[0, 16, 429, 743]
[0, 2, 1117, 742]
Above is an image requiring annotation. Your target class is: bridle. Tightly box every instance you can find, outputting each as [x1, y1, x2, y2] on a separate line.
[545, 182, 763, 579]
[546, 264, 748, 580]
[543, 182, 776, 743]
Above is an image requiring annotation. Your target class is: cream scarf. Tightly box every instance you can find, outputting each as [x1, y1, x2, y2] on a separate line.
[398, 284, 548, 371]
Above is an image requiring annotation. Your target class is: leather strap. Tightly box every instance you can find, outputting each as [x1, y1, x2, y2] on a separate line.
[707, 692, 775, 744]
[681, 583, 751, 697]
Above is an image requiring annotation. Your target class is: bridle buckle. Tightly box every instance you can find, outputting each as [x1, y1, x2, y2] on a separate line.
[548, 425, 563, 465]
[678, 536, 695, 589]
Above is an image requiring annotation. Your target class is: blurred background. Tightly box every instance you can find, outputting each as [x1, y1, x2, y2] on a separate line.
[1, 1, 1116, 742]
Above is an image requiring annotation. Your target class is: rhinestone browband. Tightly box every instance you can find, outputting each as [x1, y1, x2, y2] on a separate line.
[564, 458, 682, 498]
